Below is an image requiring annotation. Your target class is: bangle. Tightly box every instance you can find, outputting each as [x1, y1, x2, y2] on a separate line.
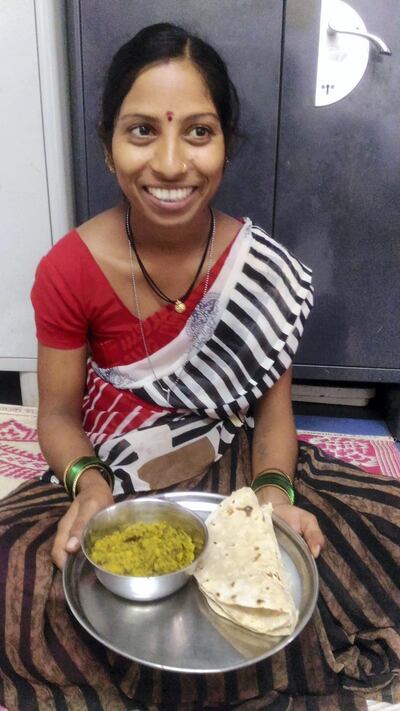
[63, 456, 114, 499]
[251, 472, 295, 505]
[63, 456, 103, 492]
[254, 468, 293, 485]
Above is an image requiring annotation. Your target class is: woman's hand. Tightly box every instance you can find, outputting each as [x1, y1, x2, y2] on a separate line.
[267, 501, 324, 559]
[52, 473, 114, 570]
[256, 485, 324, 558]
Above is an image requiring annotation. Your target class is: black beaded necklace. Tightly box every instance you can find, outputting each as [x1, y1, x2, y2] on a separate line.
[124, 205, 215, 313]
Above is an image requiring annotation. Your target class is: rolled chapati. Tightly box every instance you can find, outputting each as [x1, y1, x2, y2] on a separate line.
[194, 487, 298, 635]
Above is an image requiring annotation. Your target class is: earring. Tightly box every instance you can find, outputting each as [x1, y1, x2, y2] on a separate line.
[225, 157, 230, 167]
[105, 156, 115, 174]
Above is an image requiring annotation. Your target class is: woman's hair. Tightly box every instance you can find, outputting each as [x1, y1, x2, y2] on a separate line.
[99, 22, 240, 156]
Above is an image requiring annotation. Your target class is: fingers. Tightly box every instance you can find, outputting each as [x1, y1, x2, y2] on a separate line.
[52, 507, 91, 570]
[302, 513, 325, 558]
[51, 499, 92, 570]
[272, 504, 325, 559]
[52, 503, 79, 570]
[52, 489, 114, 570]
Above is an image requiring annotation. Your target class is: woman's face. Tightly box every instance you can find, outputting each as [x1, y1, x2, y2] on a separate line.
[110, 58, 225, 229]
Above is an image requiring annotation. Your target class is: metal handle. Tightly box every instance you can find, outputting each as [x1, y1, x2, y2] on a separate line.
[328, 21, 392, 55]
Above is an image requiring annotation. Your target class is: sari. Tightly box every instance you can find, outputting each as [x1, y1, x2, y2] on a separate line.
[0, 437, 399, 710]
[82, 219, 313, 495]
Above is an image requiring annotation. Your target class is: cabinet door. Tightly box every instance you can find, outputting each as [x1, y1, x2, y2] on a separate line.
[274, 0, 400, 382]
[67, 0, 283, 233]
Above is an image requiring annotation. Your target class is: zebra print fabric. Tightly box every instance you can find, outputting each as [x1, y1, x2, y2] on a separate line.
[93, 221, 314, 414]
[88, 221, 314, 495]
[0, 435, 399, 711]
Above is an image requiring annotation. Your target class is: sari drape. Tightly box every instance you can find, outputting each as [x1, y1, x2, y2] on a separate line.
[84, 220, 313, 495]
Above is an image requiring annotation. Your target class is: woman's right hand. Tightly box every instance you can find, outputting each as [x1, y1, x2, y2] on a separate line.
[52, 472, 114, 570]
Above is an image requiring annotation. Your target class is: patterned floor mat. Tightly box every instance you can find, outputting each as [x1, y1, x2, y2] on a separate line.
[298, 430, 400, 478]
[0, 404, 46, 496]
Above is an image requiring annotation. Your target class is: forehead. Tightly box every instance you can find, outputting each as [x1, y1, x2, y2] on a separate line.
[120, 58, 217, 114]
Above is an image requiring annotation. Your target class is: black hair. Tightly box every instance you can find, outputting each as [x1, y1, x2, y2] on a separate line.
[99, 22, 240, 156]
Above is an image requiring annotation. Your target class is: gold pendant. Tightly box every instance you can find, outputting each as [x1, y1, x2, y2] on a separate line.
[174, 300, 186, 313]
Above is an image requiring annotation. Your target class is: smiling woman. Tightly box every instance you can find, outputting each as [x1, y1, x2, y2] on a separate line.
[0, 20, 399, 711]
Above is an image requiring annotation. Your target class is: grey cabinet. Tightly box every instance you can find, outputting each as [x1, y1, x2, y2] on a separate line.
[275, 0, 400, 383]
[67, 1, 400, 384]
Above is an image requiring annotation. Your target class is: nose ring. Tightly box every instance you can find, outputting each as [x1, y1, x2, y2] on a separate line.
[181, 162, 188, 171]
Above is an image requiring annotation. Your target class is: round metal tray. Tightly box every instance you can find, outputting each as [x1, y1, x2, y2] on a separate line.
[63, 491, 318, 673]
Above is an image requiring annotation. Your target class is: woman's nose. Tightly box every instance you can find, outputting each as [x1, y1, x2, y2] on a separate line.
[150, 138, 188, 179]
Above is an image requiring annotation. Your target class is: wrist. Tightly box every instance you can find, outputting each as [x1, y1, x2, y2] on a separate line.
[76, 468, 112, 495]
[255, 486, 292, 507]
[63, 455, 115, 498]
[251, 470, 295, 505]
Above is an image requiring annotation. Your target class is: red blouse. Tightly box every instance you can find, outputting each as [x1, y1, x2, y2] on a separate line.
[31, 228, 236, 367]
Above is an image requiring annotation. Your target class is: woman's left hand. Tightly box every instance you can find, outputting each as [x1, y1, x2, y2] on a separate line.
[269, 502, 325, 559]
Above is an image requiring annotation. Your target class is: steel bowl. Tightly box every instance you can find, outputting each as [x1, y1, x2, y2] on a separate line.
[81, 498, 208, 601]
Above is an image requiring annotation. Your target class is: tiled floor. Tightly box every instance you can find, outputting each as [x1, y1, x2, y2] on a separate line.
[295, 413, 391, 436]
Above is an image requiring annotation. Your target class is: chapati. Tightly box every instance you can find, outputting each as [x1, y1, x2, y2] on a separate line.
[194, 487, 298, 635]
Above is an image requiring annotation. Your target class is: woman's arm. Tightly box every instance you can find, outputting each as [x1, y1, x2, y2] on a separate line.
[252, 366, 298, 490]
[252, 366, 325, 557]
[38, 343, 114, 569]
[38, 343, 94, 470]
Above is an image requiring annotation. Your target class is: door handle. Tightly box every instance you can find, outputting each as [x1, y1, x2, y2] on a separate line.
[328, 21, 391, 55]
[315, 0, 392, 107]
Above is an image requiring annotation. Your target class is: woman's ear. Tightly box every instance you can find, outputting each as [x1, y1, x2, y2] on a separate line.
[97, 121, 115, 174]
[104, 149, 115, 174]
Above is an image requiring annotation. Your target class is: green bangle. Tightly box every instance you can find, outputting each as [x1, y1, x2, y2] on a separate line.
[251, 473, 295, 505]
[255, 468, 293, 485]
[64, 456, 114, 499]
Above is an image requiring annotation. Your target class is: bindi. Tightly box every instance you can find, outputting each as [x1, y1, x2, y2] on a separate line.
[166, 111, 174, 122]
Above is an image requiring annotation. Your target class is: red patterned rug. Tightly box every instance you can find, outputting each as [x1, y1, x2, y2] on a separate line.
[0, 405, 399, 499]
[298, 430, 400, 479]
[0, 405, 46, 497]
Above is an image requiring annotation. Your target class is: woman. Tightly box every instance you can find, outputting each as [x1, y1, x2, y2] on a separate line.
[0, 22, 398, 711]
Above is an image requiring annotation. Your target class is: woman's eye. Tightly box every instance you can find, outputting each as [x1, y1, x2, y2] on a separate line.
[188, 126, 212, 139]
[130, 125, 153, 137]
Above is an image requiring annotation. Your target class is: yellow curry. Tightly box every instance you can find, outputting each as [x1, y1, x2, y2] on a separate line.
[90, 521, 195, 576]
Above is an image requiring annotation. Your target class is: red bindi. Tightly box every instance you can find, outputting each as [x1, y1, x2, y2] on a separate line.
[166, 111, 174, 122]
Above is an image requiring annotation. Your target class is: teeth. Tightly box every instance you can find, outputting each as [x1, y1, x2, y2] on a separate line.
[147, 187, 194, 202]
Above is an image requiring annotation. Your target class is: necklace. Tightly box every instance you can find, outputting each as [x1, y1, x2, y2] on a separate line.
[127, 207, 216, 403]
[125, 205, 215, 313]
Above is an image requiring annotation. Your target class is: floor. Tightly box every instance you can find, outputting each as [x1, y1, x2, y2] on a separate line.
[294, 399, 400, 450]
[295, 412, 396, 438]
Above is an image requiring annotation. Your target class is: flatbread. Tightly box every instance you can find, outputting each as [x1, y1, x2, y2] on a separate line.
[194, 487, 298, 635]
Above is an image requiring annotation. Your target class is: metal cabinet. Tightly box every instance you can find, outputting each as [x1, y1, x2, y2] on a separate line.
[274, 0, 399, 383]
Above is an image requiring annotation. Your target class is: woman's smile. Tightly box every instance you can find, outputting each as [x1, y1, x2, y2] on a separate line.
[145, 186, 195, 203]
[142, 185, 198, 212]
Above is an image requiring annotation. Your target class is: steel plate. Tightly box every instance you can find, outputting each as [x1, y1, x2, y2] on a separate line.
[63, 491, 318, 673]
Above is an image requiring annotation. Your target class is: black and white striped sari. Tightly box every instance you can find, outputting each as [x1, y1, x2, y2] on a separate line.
[88, 220, 314, 495]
